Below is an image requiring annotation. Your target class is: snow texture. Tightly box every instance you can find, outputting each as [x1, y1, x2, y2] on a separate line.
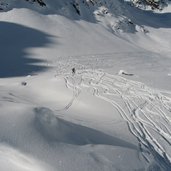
[0, 0, 171, 171]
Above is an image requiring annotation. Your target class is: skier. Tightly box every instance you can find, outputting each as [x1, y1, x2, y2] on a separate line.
[72, 67, 76, 75]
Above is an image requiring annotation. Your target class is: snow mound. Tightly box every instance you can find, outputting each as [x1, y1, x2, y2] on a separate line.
[34, 107, 137, 148]
[118, 69, 134, 76]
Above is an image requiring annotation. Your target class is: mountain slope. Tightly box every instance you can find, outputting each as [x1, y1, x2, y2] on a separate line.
[0, 1, 171, 171]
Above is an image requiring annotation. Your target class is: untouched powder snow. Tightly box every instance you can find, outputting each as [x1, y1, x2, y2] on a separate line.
[0, 0, 171, 171]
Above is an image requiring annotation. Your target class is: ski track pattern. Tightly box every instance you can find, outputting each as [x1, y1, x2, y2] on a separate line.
[64, 69, 171, 170]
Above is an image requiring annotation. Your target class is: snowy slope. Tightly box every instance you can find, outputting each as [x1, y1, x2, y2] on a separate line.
[0, 0, 171, 171]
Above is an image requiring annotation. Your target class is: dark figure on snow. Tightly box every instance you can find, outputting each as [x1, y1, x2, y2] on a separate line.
[72, 68, 76, 75]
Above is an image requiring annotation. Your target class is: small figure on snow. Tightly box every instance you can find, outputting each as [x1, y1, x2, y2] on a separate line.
[21, 81, 27, 86]
[72, 67, 76, 75]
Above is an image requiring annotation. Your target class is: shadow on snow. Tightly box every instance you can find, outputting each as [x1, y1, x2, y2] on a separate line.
[0, 21, 52, 78]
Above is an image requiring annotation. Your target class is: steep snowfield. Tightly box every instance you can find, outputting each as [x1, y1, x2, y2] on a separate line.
[0, 0, 171, 171]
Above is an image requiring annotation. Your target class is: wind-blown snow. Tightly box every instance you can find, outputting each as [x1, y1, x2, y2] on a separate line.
[0, 0, 171, 171]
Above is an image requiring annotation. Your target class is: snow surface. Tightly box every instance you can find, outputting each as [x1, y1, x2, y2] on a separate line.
[0, 0, 171, 171]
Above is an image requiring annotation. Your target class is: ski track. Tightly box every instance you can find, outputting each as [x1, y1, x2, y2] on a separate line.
[55, 76, 81, 112]
[63, 68, 171, 170]
[1, 59, 170, 169]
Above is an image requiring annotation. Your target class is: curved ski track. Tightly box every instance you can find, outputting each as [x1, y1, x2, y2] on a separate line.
[64, 69, 171, 170]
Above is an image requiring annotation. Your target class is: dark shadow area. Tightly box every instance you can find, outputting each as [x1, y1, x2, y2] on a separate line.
[0, 21, 52, 78]
[34, 107, 137, 150]
[147, 141, 171, 171]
